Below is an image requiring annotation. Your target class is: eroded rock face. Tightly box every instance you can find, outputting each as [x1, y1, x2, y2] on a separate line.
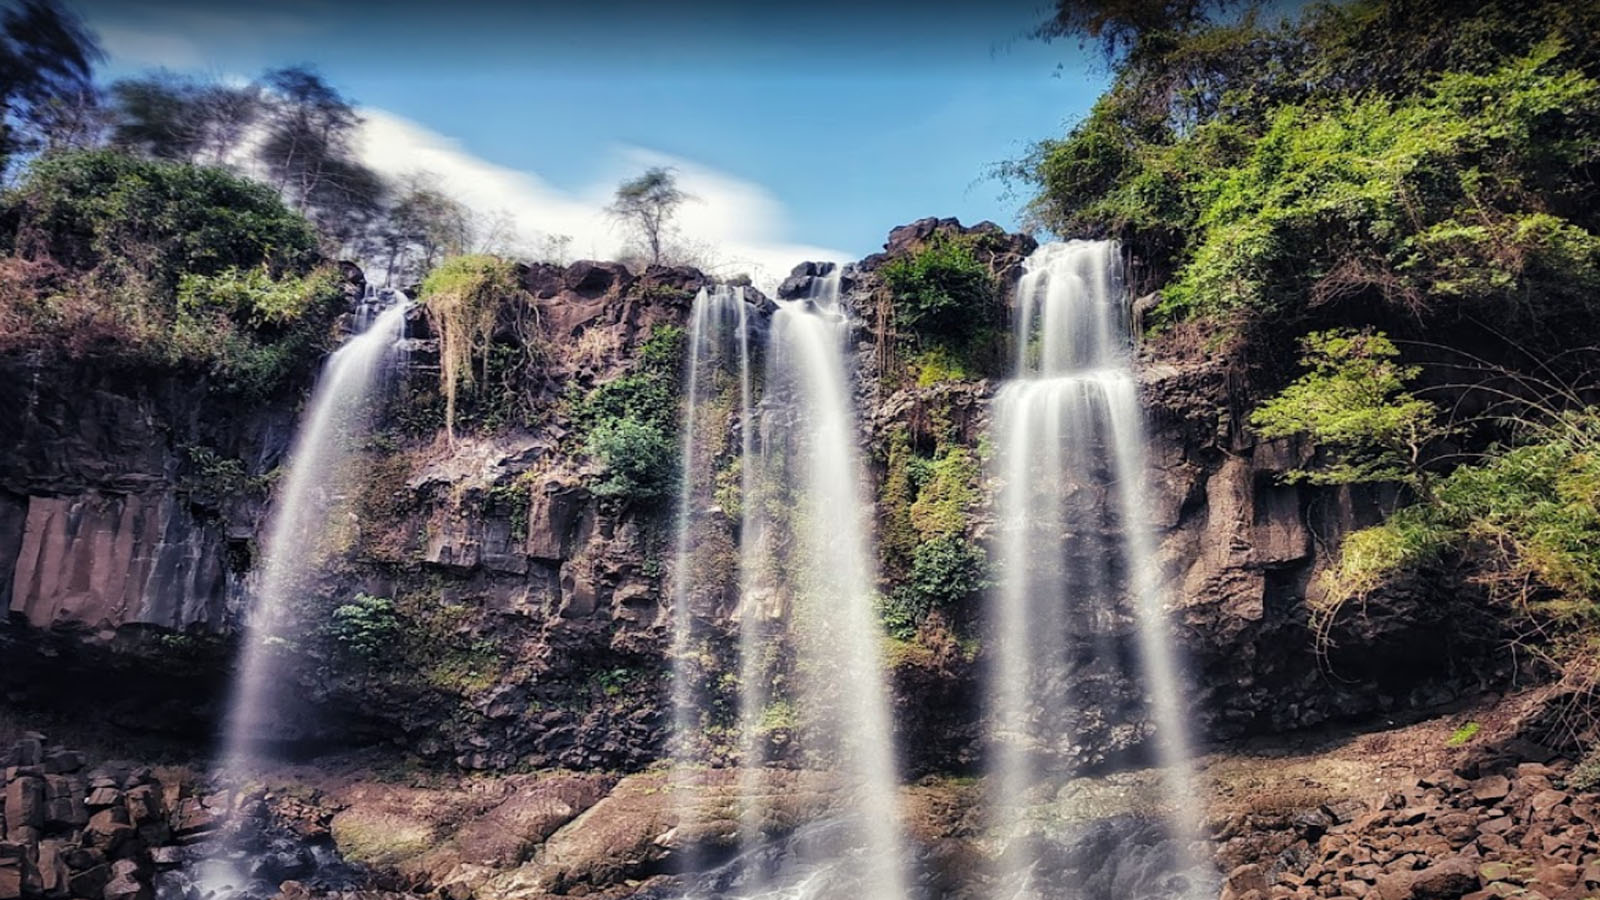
[0, 226, 1514, 778]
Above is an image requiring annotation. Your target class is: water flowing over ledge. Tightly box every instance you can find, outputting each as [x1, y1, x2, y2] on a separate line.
[206, 295, 411, 892]
[986, 241, 1213, 898]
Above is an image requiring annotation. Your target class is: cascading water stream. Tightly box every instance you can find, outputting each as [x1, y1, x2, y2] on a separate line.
[987, 241, 1209, 897]
[730, 269, 907, 900]
[668, 284, 753, 876]
[205, 295, 410, 887]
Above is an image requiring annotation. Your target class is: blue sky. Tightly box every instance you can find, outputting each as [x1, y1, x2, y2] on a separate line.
[77, 1, 1108, 277]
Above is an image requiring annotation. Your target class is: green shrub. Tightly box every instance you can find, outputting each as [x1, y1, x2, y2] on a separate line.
[881, 535, 990, 639]
[639, 323, 686, 374]
[329, 593, 404, 663]
[177, 266, 337, 327]
[1317, 411, 1600, 627]
[1251, 329, 1447, 488]
[6, 149, 318, 282]
[586, 416, 675, 504]
[881, 234, 997, 340]
[0, 151, 341, 394]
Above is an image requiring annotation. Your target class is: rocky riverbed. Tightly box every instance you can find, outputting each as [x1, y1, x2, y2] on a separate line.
[6, 684, 1595, 900]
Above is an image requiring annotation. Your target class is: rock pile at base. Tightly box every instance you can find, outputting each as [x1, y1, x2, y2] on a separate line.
[0, 733, 183, 900]
[1218, 746, 1600, 900]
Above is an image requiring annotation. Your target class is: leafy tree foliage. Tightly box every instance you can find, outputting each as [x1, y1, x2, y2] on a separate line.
[1251, 330, 1446, 488]
[379, 174, 471, 284]
[0, 149, 341, 394]
[6, 149, 318, 283]
[0, 0, 101, 173]
[109, 72, 261, 164]
[256, 66, 387, 257]
[1011, 0, 1600, 335]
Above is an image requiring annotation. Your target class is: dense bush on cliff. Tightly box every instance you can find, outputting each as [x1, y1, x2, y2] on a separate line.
[880, 232, 1004, 384]
[0, 149, 344, 395]
[1014, 0, 1600, 334]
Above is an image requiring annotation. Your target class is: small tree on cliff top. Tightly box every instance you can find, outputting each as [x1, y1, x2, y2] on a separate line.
[607, 166, 688, 266]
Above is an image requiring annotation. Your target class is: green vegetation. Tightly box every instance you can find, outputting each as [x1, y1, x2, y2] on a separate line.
[586, 417, 676, 503]
[1318, 411, 1600, 621]
[329, 593, 404, 663]
[1446, 721, 1482, 747]
[878, 428, 988, 638]
[7, 149, 318, 278]
[1568, 751, 1600, 793]
[1255, 331, 1600, 644]
[1012, 0, 1600, 335]
[419, 254, 536, 439]
[1251, 329, 1446, 489]
[572, 323, 684, 508]
[880, 234, 997, 339]
[880, 233, 1004, 383]
[0, 150, 343, 395]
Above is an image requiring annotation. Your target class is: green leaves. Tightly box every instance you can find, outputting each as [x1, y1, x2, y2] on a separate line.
[329, 593, 403, 663]
[585, 415, 675, 503]
[881, 234, 997, 340]
[1251, 329, 1446, 487]
[1017, 4, 1600, 333]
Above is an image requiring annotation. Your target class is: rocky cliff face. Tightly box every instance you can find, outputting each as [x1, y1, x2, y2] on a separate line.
[0, 220, 1516, 779]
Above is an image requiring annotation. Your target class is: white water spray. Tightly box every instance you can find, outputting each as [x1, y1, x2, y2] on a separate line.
[988, 241, 1208, 896]
[734, 269, 908, 900]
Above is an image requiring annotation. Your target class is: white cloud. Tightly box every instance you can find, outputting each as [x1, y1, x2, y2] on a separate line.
[355, 108, 847, 290]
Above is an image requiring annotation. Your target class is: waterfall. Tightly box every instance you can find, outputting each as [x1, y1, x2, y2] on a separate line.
[204, 295, 409, 885]
[987, 241, 1209, 896]
[668, 284, 753, 874]
[731, 269, 908, 900]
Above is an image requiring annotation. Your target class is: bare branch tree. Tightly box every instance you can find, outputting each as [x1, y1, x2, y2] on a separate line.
[607, 166, 688, 266]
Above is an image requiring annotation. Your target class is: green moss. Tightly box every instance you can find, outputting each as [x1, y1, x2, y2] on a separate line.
[1446, 721, 1482, 747]
[330, 810, 436, 868]
[912, 345, 975, 386]
[909, 446, 979, 539]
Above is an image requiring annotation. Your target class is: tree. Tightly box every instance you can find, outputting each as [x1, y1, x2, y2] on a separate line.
[377, 173, 470, 284]
[0, 0, 101, 175]
[1251, 329, 1449, 491]
[607, 166, 687, 266]
[256, 66, 386, 255]
[110, 72, 261, 164]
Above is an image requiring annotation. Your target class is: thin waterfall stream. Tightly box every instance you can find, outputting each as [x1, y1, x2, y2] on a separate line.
[204, 295, 410, 890]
